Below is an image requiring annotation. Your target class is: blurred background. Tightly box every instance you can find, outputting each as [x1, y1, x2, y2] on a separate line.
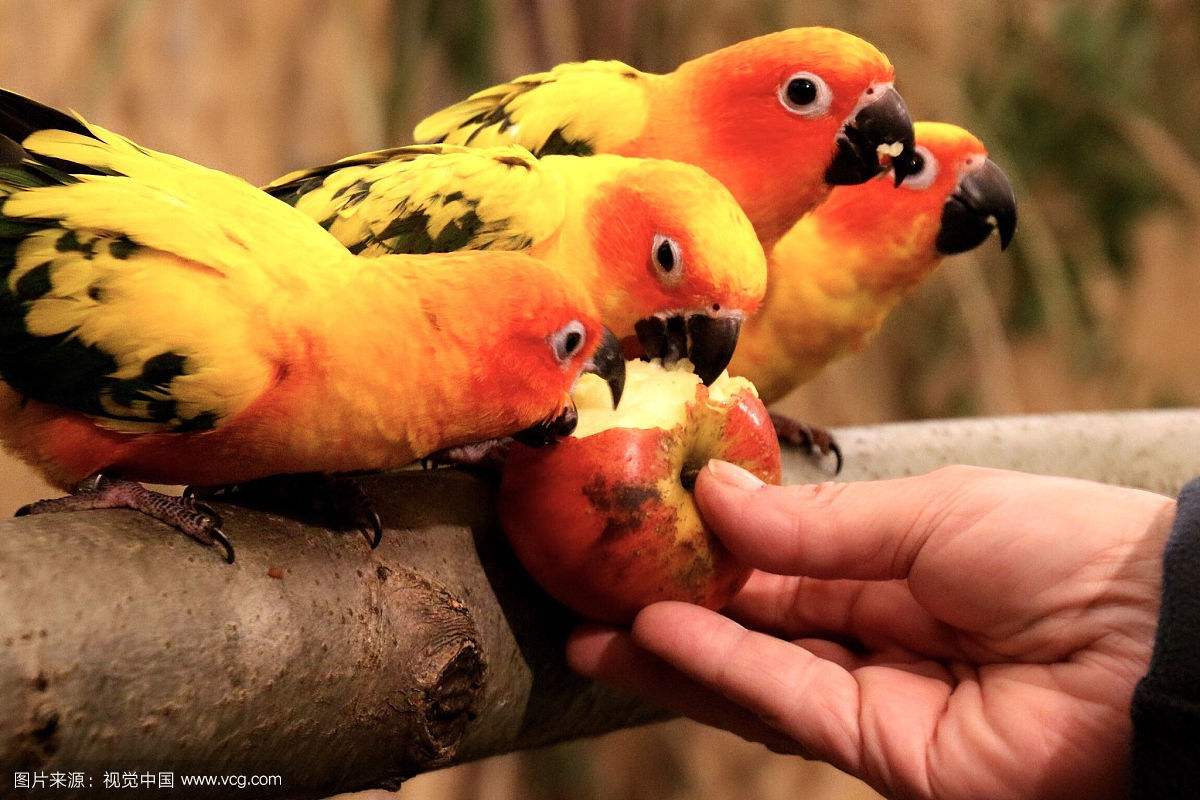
[1, 0, 1196, 798]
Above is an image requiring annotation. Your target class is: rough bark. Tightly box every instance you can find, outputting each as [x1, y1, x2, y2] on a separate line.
[1, 410, 1196, 798]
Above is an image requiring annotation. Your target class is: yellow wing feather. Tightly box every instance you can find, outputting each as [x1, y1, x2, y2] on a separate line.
[0, 105, 357, 433]
[265, 143, 567, 256]
[413, 61, 653, 156]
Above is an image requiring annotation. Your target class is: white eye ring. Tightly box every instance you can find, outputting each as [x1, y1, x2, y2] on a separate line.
[901, 145, 939, 190]
[778, 71, 833, 118]
[651, 233, 683, 286]
[550, 320, 587, 364]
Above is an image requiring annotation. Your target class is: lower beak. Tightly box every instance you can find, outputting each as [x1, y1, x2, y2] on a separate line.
[514, 402, 578, 447]
[582, 327, 626, 408]
[935, 158, 1018, 254]
[634, 312, 743, 386]
[825, 86, 917, 187]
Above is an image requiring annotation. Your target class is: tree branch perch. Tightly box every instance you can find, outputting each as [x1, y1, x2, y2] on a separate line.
[2, 410, 1197, 798]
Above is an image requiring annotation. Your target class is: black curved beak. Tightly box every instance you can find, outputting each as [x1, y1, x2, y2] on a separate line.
[583, 326, 626, 408]
[634, 313, 743, 386]
[514, 403, 578, 447]
[686, 314, 742, 386]
[935, 158, 1018, 255]
[825, 86, 917, 187]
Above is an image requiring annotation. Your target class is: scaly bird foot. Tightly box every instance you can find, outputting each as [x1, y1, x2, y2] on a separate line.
[187, 473, 383, 549]
[17, 476, 234, 563]
[769, 413, 843, 475]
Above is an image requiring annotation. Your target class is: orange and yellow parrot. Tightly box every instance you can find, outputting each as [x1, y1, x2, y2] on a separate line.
[731, 121, 1017, 435]
[414, 27, 918, 249]
[0, 89, 625, 561]
[265, 143, 767, 385]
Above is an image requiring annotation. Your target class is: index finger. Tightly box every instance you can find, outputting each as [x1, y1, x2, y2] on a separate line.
[695, 461, 997, 580]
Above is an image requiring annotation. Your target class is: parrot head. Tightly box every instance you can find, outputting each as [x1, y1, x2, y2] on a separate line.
[554, 155, 767, 387]
[806, 121, 1017, 283]
[667, 27, 918, 245]
[466, 255, 626, 445]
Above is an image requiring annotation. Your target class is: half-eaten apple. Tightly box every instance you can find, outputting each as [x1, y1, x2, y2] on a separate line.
[498, 359, 782, 623]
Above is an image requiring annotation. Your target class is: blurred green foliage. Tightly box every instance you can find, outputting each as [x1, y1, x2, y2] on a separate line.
[971, 0, 1175, 271]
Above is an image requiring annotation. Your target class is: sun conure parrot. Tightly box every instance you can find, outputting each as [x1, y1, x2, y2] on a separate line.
[413, 27, 919, 249]
[265, 143, 767, 386]
[0, 89, 625, 562]
[729, 121, 1018, 449]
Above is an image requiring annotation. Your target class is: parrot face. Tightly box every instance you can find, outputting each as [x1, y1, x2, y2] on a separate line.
[464, 274, 627, 446]
[576, 158, 768, 386]
[507, 321, 626, 446]
[813, 121, 1017, 268]
[673, 27, 918, 243]
[729, 121, 1018, 404]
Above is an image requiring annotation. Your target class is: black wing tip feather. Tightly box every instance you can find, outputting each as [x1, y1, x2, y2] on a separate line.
[0, 88, 95, 145]
[0, 89, 106, 180]
[0, 134, 27, 166]
[263, 146, 433, 204]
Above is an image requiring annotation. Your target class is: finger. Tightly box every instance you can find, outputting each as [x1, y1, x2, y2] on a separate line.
[567, 625, 805, 755]
[630, 601, 868, 771]
[696, 461, 996, 580]
[726, 572, 965, 659]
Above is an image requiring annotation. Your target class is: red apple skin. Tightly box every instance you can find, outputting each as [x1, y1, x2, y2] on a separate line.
[498, 383, 782, 624]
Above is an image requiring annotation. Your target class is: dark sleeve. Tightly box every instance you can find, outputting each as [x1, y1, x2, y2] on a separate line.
[1131, 478, 1200, 798]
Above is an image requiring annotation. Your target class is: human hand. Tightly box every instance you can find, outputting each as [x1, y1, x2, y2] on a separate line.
[568, 464, 1174, 800]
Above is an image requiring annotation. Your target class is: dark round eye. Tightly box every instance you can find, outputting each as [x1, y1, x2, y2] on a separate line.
[656, 239, 676, 271]
[550, 320, 587, 363]
[650, 233, 683, 285]
[778, 71, 832, 117]
[900, 145, 939, 190]
[786, 77, 818, 106]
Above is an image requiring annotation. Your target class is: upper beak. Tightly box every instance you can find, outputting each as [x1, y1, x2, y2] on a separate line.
[583, 326, 626, 408]
[825, 86, 917, 187]
[634, 312, 743, 386]
[935, 158, 1018, 254]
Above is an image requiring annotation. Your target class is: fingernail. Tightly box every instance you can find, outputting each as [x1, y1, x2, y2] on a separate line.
[706, 459, 764, 491]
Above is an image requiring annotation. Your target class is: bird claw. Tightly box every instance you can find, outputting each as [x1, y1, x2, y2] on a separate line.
[363, 507, 383, 549]
[769, 413, 844, 475]
[192, 474, 384, 551]
[16, 476, 236, 563]
[187, 500, 234, 563]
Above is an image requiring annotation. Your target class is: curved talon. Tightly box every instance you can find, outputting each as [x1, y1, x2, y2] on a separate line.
[79, 473, 107, 493]
[208, 524, 235, 564]
[187, 499, 234, 563]
[363, 508, 384, 549]
[828, 441, 844, 476]
[802, 429, 843, 476]
[770, 413, 843, 475]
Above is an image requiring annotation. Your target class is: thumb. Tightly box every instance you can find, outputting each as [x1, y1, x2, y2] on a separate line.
[695, 461, 991, 580]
